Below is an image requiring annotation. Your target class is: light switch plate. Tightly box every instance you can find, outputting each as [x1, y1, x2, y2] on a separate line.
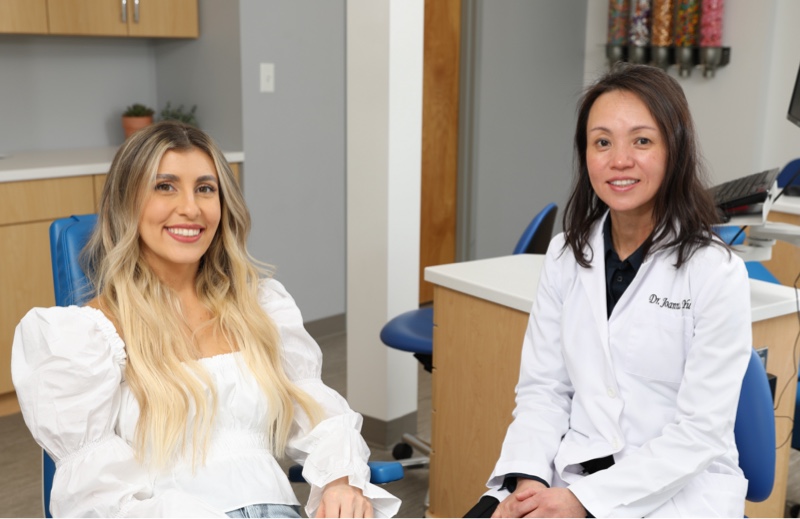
[260, 63, 275, 93]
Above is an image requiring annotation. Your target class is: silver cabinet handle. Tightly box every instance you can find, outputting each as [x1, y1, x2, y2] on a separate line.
[121, 0, 127, 22]
[134, 0, 139, 23]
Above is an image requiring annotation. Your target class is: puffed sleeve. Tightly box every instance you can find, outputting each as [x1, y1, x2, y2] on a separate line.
[259, 279, 401, 518]
[12, 307, 225, 518]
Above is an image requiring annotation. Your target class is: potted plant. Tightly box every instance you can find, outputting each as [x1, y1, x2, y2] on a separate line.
[122, 103, 155, 138]
[159, 102, 199, 127]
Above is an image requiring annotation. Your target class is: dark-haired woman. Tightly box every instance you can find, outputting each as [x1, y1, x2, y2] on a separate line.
[469, 64, 751, 518]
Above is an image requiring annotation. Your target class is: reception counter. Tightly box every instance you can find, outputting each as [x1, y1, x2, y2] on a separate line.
[424, 254, 799, 518]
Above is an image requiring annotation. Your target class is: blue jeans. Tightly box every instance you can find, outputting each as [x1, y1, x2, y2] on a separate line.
[226, 503, 301, 518]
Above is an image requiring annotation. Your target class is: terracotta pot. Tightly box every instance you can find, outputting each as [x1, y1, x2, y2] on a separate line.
[122, 115, 154, 138]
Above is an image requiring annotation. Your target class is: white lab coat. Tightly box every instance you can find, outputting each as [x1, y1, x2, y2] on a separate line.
[487, 214, 752, 517]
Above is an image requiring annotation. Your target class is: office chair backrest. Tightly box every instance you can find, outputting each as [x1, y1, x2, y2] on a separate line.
[513, 202, 558, 255]
[778, 157, 800, 188]
[49, 214, 97, 306]
[735, 348, 776, 502]
[44, 214, 97, 518]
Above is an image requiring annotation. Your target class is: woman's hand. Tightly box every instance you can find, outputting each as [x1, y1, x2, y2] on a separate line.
[316, 477, 374, 518]
[515, 487, 586, 518]
[492, 478, 547, 518]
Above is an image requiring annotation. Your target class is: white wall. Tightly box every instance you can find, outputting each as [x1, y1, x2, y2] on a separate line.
[759, 0, 800, 172]
[464, 0, 588, 260]
[346, 0, 423, 427]
[239, 0, 346, 322]
[0, 36, 157, 152]
[154, 1, 243, 152]
[584, 0, 800, 185]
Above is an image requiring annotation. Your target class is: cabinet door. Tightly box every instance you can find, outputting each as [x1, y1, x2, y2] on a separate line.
[126, 0, 198, 38]
[47, 0, 127, 36]
[0, 221, 56, 394]
[0, 0, 48, 34]
[0, 176, 94, 395]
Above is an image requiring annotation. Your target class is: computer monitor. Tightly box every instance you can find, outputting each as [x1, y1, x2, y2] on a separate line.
[788, 60, 800, 127]
[781, 61, 800, 194]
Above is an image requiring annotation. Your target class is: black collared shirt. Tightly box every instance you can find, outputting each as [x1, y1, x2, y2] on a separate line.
[603, 216, 646, 317]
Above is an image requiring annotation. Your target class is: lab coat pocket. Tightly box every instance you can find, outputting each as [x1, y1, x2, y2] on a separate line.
[623, 307, 690, 384]
[671, 472, 747, 517]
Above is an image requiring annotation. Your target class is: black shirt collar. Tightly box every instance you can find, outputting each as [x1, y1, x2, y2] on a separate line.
[603, 216, 648, 317]
[603, 215, 646, 270]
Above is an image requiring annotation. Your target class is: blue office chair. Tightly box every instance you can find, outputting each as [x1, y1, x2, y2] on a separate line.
[736, 348, 777, 503]
[44, 215, 402, 517]
[380, 203, 559, 461]
[777, 157, 800, 191]
[513, 202, 559, 254]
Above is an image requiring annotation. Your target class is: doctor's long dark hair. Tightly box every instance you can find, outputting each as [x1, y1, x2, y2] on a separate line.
[563, 63, 722, 268]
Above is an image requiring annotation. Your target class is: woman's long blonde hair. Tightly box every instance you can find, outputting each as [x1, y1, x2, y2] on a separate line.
[83, 121, 320, 467]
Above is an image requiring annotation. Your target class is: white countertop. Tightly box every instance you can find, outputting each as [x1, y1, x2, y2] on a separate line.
[425, 254, 543, 313]
[0, 146, 245, 183]
[772, 195, 800, 216]
[424, 254, 798, 322]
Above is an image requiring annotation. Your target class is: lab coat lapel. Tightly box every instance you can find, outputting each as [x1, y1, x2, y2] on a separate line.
[576, 216, 611, 359]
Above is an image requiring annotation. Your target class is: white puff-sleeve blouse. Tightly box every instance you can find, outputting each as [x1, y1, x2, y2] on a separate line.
[11, 278, 400, 518]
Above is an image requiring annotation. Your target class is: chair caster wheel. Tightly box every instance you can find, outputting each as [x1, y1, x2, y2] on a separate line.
[392, 442, 413, 460]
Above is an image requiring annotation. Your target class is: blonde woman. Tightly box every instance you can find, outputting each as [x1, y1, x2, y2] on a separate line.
[12, 121, 399, 518]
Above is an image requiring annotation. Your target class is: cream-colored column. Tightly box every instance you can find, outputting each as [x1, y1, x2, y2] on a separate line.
[345, 0, 424, 446]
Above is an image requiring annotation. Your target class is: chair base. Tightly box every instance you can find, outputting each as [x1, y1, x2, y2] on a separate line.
[394, 436, 431, 511]
[392, 433, 431, 468]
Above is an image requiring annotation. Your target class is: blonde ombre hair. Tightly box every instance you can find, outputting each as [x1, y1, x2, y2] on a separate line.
[83, 121, 320, 468]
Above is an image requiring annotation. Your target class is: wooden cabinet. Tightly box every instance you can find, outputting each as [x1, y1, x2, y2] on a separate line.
[0, 0, 48, 34]
[0, 177, 95, 400]
[124, 0, 198, 38]
[48, 0, 197, 38]
[0, 0, 197, 38]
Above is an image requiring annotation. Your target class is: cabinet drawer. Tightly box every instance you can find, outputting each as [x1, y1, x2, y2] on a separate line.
[0, 176, 95, 226]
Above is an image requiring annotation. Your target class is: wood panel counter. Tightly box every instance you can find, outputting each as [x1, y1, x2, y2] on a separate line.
[0, 146, 244, 416]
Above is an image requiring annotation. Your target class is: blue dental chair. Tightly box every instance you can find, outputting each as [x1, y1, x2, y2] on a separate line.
[44, 214, 402, 517]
